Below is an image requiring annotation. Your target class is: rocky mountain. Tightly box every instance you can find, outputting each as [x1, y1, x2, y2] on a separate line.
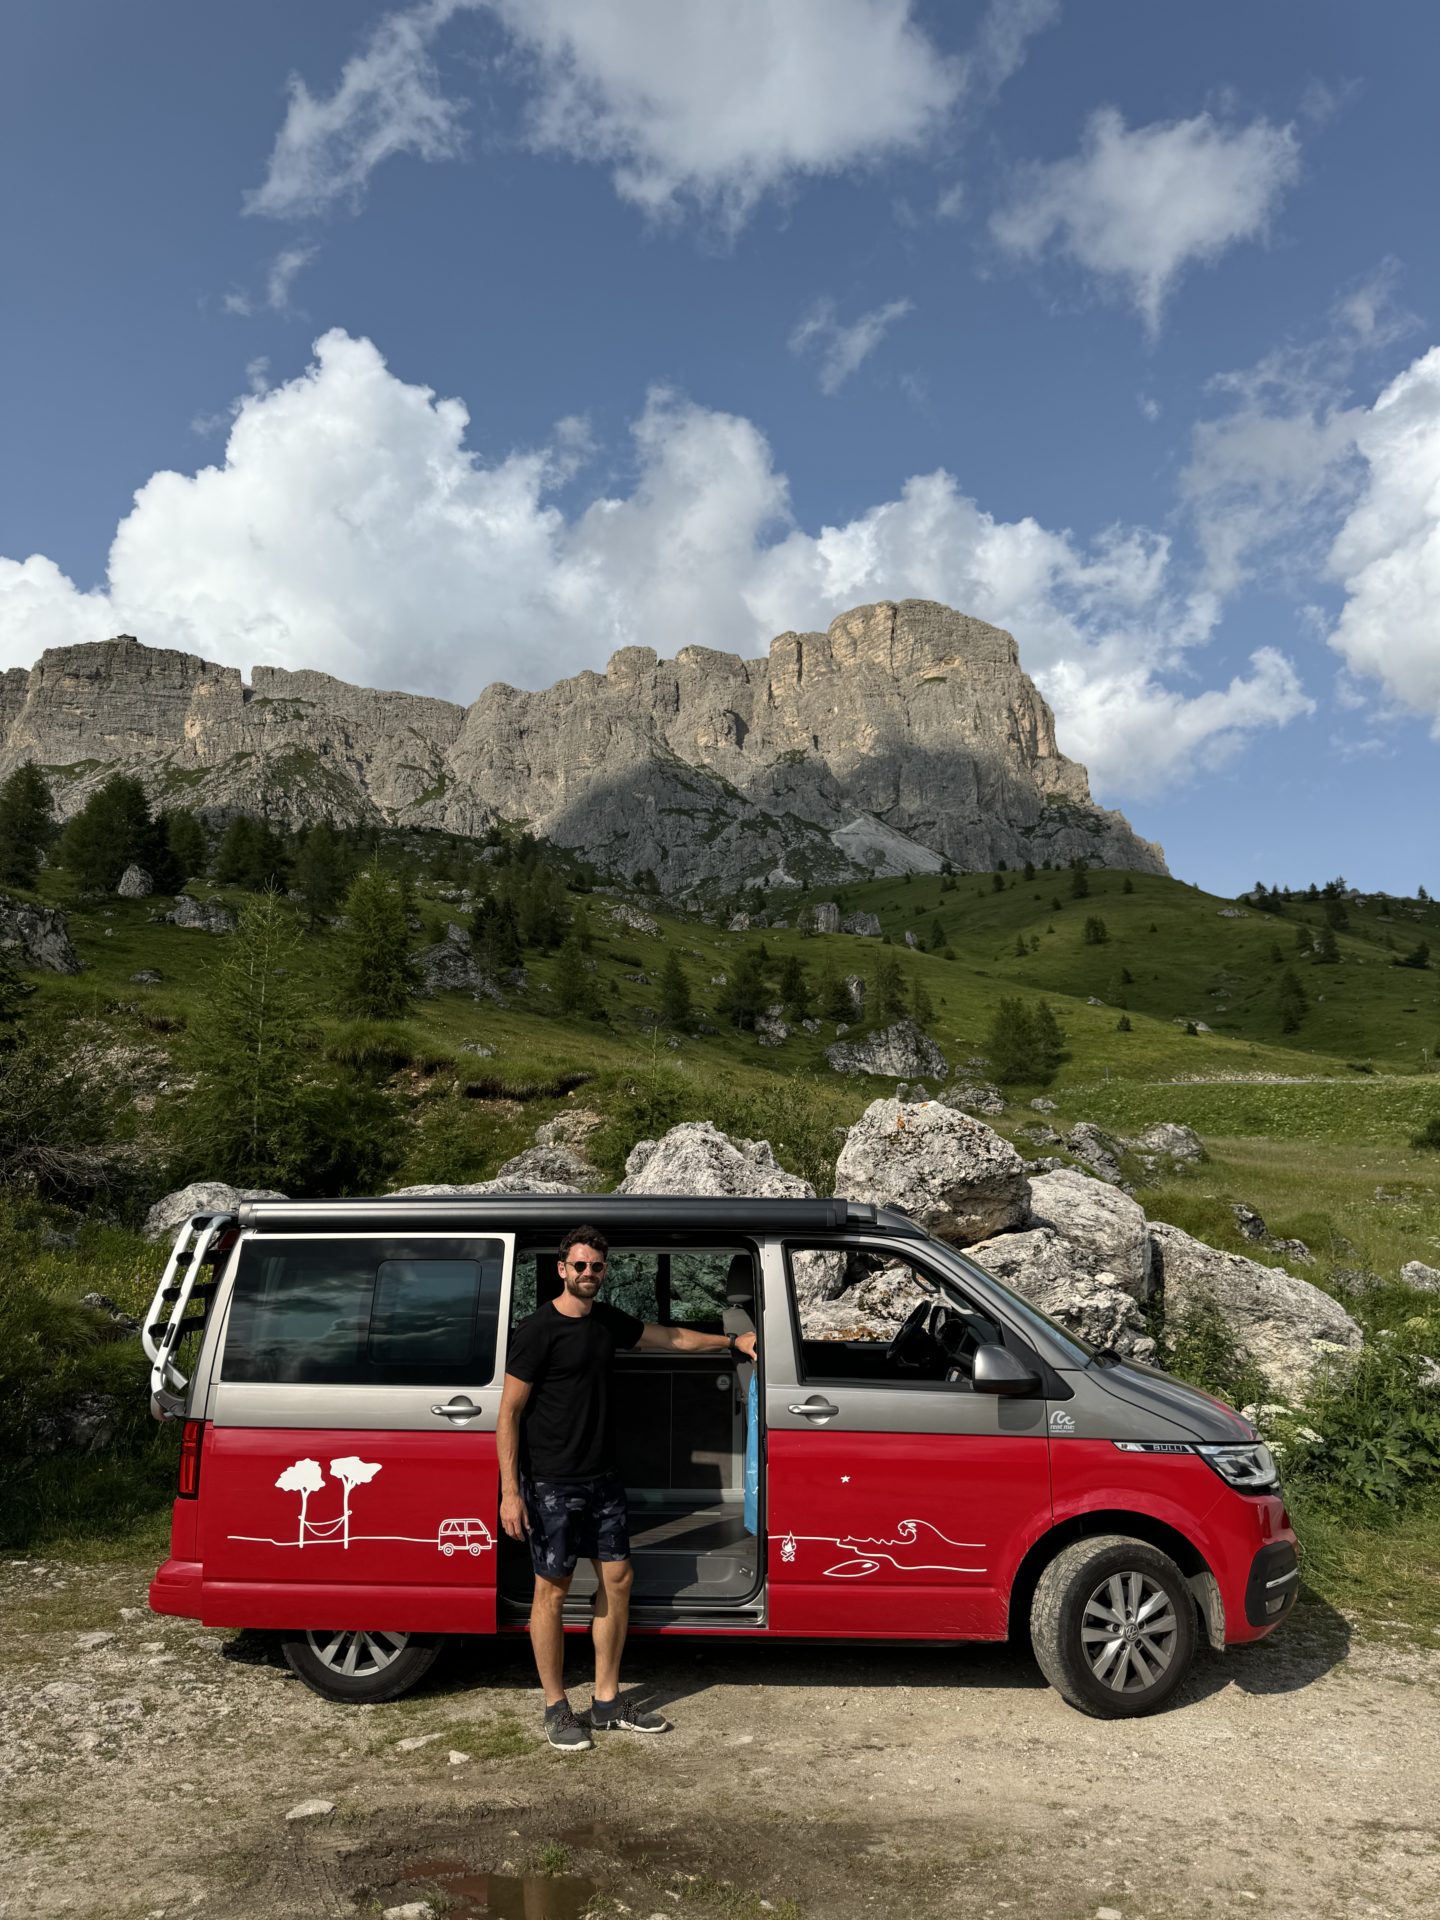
[0, 599, 1166, 892]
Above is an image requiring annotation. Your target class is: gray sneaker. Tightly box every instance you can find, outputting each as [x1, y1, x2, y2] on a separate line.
[588, 1692, 671, 1735]
[544, 1701, 594, 1752]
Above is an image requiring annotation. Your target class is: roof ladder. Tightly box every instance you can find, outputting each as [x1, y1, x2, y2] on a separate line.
[141, 1212, 235, 1420]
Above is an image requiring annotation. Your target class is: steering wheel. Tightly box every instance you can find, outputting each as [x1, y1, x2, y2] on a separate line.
[886, 1301, 941, 1370]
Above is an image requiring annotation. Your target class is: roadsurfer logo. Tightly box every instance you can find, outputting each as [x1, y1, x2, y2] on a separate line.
[1048, 1410, 1076, 1433]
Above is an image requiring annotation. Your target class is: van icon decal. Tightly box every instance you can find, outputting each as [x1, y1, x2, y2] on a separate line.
[780, 1517, 986, 1580]
[228, 1458, 495, 1557]
[1048, 1410, 1076, 1433]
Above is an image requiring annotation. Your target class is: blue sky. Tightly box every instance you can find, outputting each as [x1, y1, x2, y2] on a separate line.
[2, 1, 1438, 896]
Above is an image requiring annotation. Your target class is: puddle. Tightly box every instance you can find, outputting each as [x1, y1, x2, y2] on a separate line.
[383, 1857, 598, 1918]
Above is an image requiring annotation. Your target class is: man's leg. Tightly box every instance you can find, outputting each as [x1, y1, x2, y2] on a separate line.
[590, 1556, 633, 1702]
[530, 1571, 572, 1706]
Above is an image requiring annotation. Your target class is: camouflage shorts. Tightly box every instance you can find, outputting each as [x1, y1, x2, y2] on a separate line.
[523, 1471, 630, 1580]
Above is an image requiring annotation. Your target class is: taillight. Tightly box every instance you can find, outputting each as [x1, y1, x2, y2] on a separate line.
[177, 1419, 205, 1498]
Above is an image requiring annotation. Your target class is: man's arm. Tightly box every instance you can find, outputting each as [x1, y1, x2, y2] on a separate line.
[496, 1373, 533, 1540]
[637, 1324, 757, 1361]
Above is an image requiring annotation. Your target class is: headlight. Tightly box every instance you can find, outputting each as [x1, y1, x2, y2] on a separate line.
[1197, 1441, 1279, 1492]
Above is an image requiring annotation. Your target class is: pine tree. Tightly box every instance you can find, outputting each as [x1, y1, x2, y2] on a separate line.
[164, 809, 208, 886]
[485, 896, 522, 972]
[1278, 967, 1308, 1034]
[1014, 933, 1028, 958]
[1115, 1014, 1132, 1033]
[54, 774, 154, 891]
[819, 966, 852, 1023]
[910, 973, 934, 1027]
[1314, 926, 1340, 964]
[1122, 875, 1134, 895]
[0, 765, 54, 887]
[0, 943, 32, 1039]
[1083, 915, 1109, 946]
[991, 871, 1005, 893]
[873, 951, 907, 1022]
[1022, 860, 1035, 882]
[554, 932, 603, 1017]
[1032, 1001, 1066, 1073]
[928, 916, 946, 951]
[294, 823, 349, 928]
[186, 893, 318, 1187]
[659, 949, 693, 1029]
[777, 954, 812, 1021]
[338, 869, 417, 1018]
[716, 948, 770, 1030]
[1069, 861, 1090, 899]
[984, 998, 1042, 1083]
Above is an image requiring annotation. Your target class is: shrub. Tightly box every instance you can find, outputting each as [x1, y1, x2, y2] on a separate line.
[1278, 1322, 1440, 1516]
[1163, 1294, 1269, 1409]
[1410, 1113, 1440, 1152]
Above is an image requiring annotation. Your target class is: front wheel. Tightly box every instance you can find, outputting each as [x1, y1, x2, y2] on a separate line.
[281, 1628, 440, 1703]
[1030, 1535, 1197, 1718]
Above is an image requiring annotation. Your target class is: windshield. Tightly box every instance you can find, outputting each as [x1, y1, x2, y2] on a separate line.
[937, 1245, 1099, 1364]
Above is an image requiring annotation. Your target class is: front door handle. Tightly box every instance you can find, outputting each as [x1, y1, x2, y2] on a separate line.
[431, 1396, 481, 1422]
[788, 1397, 840, 1421]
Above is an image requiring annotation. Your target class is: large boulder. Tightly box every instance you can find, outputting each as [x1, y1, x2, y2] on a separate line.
[941, 1080, 1005, 1117]
[826, 1019, 948, 1080]
[966, 1228, 1154, 1360]
[1401, 1260, 1440, 1293]
[1149, 1222, 1363, 1399]
[117, 864, 154, 899]
[534, 1107, 605, 1151]
[1133, 1121, 1205, 1164]
[411, 942, 482, 994]
[165, 895, 237, 935]
[617, 1121, 814, 1199]
[801, 902, 841, 935]
[0, 893, 82, 973]
[609, 903, 658, 936]
[492, 1143, 602, 1190]
[840, 911, 882, 937]
[833, 1099, 1027, 1248]
[143, 1180, 286, 1244]
[1026, 1167, 1153, 1299]
[1064, 1121, 1126, 1185]
[389, 1177, 583, 1197]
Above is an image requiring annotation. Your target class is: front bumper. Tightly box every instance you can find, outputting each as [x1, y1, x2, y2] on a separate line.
[1244, 1538, 1300, 1628]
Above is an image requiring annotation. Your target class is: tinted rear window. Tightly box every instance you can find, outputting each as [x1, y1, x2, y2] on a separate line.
[221, 1237, 506, 1385]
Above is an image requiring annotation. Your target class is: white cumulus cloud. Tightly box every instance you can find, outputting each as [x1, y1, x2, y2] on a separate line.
[789, 295, 914, 394]
[489, 0, 960, 231]
[1327, 347, 1440, 731]
[992, 106, 1301, 333]
[0, 330, 1313, 798]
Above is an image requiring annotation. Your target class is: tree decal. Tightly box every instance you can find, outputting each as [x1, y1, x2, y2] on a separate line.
[329, 1456, 382, 1549]
[275, 1458, 325, 1547]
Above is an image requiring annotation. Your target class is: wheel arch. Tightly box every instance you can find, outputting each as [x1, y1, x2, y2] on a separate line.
[1006, 1509, 1224, 1650]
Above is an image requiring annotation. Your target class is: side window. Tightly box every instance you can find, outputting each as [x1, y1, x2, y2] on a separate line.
[221, 1237, 506, 1386]
[785, 1242, 1004, 1389]
[512, 1247, 749, 1333]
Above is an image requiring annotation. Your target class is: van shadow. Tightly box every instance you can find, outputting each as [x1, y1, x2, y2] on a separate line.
[1172, 1584, 1351, 1707]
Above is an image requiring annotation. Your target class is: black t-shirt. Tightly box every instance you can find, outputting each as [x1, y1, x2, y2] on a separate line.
[505, 1299, 645, 1480]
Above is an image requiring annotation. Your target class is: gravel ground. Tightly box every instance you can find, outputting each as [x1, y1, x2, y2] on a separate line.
[2, 1554, 1438, 1920]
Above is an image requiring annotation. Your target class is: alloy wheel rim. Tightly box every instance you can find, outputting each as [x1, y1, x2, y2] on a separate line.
[305, 1628, 409, 1678]
[1079, 1571, 1178, 1692]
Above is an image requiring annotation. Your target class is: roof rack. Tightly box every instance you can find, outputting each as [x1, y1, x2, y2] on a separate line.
[237, 1194, 923, 1238]
[141, 1211, 236, 1420]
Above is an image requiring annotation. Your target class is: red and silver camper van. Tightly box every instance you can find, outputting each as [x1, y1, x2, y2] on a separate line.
[145, 1195, 1298, 1719]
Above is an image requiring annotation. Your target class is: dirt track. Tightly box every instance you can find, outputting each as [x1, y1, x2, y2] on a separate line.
[2, 1554, 1438, 1920]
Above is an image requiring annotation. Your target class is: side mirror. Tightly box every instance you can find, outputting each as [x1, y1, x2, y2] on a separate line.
[971, 1343, 1041, 1397]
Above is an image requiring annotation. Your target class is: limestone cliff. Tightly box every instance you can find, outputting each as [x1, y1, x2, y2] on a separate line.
[0, 602, 1166, 890]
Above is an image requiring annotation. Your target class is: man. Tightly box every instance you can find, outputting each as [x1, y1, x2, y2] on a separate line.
[498, 1225, 759, 1752]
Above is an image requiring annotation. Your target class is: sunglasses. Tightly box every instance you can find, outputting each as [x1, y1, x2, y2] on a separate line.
[567, 1259, 607, 1273]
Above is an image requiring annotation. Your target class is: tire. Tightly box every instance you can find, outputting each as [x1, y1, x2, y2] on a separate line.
[1029, 1535, 1197, 1719]
[280, 1629, 441, 1704]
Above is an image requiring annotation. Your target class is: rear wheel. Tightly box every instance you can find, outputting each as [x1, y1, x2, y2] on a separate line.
[280, 1628, 440, 1703]
[1030, 1535, 1197, 1719]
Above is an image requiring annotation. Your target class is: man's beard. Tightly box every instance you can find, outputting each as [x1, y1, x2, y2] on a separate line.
[564, 1275, 600, 1301]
